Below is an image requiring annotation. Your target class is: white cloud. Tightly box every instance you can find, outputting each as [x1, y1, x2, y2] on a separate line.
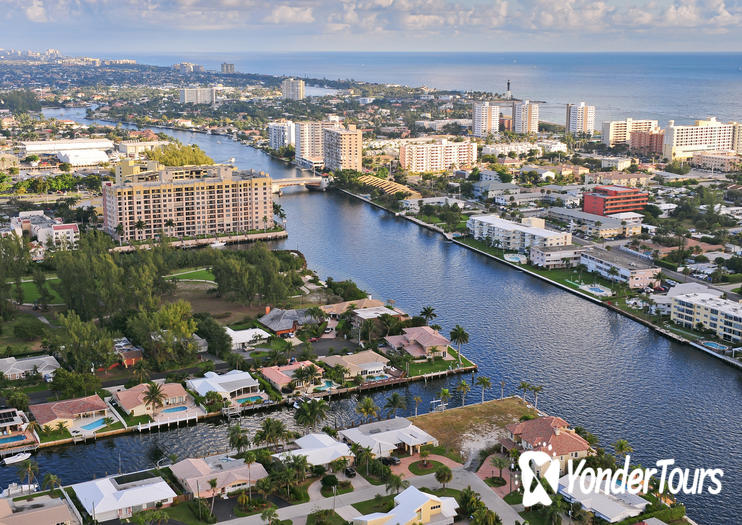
[263, 5, 314, 24]
[25, 0, 48, 22]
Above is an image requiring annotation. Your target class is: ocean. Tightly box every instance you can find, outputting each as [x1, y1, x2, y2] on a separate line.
[115, 51, 742, 125]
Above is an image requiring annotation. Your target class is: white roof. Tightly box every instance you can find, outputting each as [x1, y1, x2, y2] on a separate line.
[225, 327, 271, 345]
[0, 355, 60, 376]
[186, 370, 260, 397]
[339, 418, 437, 457]
[355, 486, 457, 525]
[558, 475, 648, 523]
[57, 150, 110, 165]
[273, 433, 354, 466]
[354, 306, 399, 320]
[469, 214, 565, 238]
[72, 477, 176, 516]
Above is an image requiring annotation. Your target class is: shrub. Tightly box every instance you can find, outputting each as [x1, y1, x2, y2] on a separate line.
[321, 474, 338, 489]
[13, 317, 45, 341]
[187, 498, 216, 523]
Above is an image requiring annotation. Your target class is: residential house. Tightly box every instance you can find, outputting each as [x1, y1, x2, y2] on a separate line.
[70, 475, 176, 522]
[113, 382, 189, 418]
[186, 370, 262, 404]
[0, 408, 34, 449]
[339, 417, 438, 457]
[558, 474, 649, 523]
[170, 455, 268, 498]
[112, 337, 143, 368]
[0, 355, 60, 381]
[353, 486, 458, 525]
[384, 326, 451, 360]
[321, 299, 385, 319]
[259, 308, 317, 336]
[502, 416, 591, 475]
[273, 433, 354, 467]
[0, 494, 78, 525]
[319, 350, 390, 380]
[29, 395, 108, 429]
[260, 361, 323, 392]
[225, 327, 272, 350]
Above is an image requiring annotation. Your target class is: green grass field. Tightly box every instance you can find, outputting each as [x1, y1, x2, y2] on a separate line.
[166, 269, 216, 281]
[17, 280, 63, 304]
[408, 348, 474, 376]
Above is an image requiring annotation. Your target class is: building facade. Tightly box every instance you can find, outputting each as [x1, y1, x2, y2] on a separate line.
[565, 102, 595, 135]
[102, 165, 272, 242]
[583, 185, 648, 215]
[601, 118, 658, 147]
[690, 150, 741, 172]
[467, 215, 571, 252]
[267, 121, 296, 150]
[323, 126, 363, 171]
[671, 292, 742, 342]
[281, 78, 305, 100]
[580, 249, 661, 289]
[472, 101, 499, 137]
[512, 100, 539, 134]
[530, 245, 584, 269]
[294, 121, 340, 169]
[179, 87, 216, 104]
[662, 117, 741, 160]
[220, 63, 235, 74]
[398, 139, 477, 173]
[548, 207, 642, 238]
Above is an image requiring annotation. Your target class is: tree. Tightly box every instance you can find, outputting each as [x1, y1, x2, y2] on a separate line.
[413, 395, 422, 417]
[544, 494, 568, 525]
[472, 507, 502, 525]
[435, 465, 452, 489]
[384, 392, 406, 418]
[420, 448, 430, 467]
[32, 266, 52, 311]
[449, 325, 469, 366]
[517, 381, 531, 402]
[16, 459, 38, 493]
[254, 418, 289, 450]
[261, 506, 279, 525]
[244, 451, 257, 502]
[52, 310, 115, 372]
[490, 456, 508, 479]
[456, 379, 471, 406]
[613, 439, 633, 459]
[42, 472, 62, 494]
[146, 142, 214, 166]
[143, 382, 165, 417]
[385, 473, 409, 495]
[209, 478, 218, 514]
[132, 360, 150, 384]
[295, 399, 328, 431]
[531, 385, 543, 408]
[356, 396, 380, 422]
[439, 388, 451, 408]
[420, 306, 437, 324]
[475, 376, 491, 404]
[229, 424, 250, 454]
[4, 388, 29, 410]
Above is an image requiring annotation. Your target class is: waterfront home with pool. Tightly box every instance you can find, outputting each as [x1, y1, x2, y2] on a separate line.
[558, 473, 649, 523]
[340, 417, 437, 457]
[170, 454, 268, 498]
[70, 474, 176, 522]
[260, 360, 323, 392]
[0, 408, 36, 450]
[320, 298, 386, 318]
[384, 326, 452, 360]
[186, 370, 266, 406]
[319, 350, 390, 380]
[29, 394, 109, 432]
[273, 432, 354, 467]
[0, 355, 60, 381]
[112, 382, 194, 419]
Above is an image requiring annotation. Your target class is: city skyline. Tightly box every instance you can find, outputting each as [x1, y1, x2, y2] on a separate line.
[3, 0, 742, 53]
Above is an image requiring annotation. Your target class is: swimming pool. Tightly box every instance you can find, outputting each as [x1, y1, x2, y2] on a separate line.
[237, 396, 262, 404]
[0, 435, 26, 445]
[314, 380, 335, 391]
[702, 341, 729, 351]
[162, 406, 188, 413]
[81, 418, 107, 431]
[365, 375, 388, 382]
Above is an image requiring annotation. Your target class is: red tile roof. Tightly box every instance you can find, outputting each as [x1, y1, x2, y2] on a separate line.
[30, 395, 107, 425]
[506, 416, 590, 457]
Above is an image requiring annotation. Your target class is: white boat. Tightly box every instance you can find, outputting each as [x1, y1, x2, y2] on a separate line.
[3, 452, 31, 465]
[1, 482, 38, 498]
[210, 241, 226, 249]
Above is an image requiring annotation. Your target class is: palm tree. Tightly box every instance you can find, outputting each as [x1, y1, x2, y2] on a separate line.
[237, 490, 250, 510]
[132, 360, 150, 384]
[449, 325, 469, 366]
[288, 454, 310, 481]
[413, 396, 422, 417]
[208, 478, 218, 514]
[472, 507, 502, 525]
[254, 418, 289, 450]
[244, 451, 257, 502]
[613, 439, 633, 459]
[420, 448, 430, 467]
[490, 456, 508, 479]
[456, 379, 471, 406]
[384, 392, 406, 418]
[544, 494, 568, 525]
[531, 385, 543, 408]
[143, 382, 165, 417]
[295, 399, 328, 431]
[500, 380, 505, 399]
[434, 465, 452, 489]
[114, 223, 124, 246]
[261, 506, 279, 525]
[134, 220, 146, 239]
[355, 396, 380, 422]
[351, 443, 374, 476]
[420, 306, 437, 324]
[517, 381, 531, 402]
[430, 324, 442, 332]
[385, 473, 409, 495]
[42, 472, 62, 494]
[475, 376, 491, 404]
[439, 388, 451, 408]
[16, 459, 38, 494]
[360, 318, 376, 342]
[229, 424, 250, 454]
[55, 421, 66, 433]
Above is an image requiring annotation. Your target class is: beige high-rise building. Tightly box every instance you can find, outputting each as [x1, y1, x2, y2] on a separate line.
[281, 78, 305, 100]
[294, 121, 341, 169]
[601, 118, 659, 147]
[565, 102, 595, 135]
[179, 87, 216, 104]
[472, 101, 499, 137]
[512, 100, 539, 134]
[398, 139, 477, 173]
[663, 117, 741, 160]
[323, 126, 363, 172]
[102, 164, 272, 242]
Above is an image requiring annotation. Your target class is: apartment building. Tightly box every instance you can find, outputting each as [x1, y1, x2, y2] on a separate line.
[472, 101, 499, 137]
[583, 185, 648, 215]
[671, 292, 742, 342]
[565, 102, 595, 135]
[221, 63, 235, 74]
[580, 249, 660, 289]
[629, 127, 665, 155]
[547, 207, 642, 238]
[415, 118, 472, 131]
[601, 118, 658, 147]
[530, 245, 585, 269]
[690, 150, 741, 172]
[323, 126, 363, 171]
[662, 117, 741, 160]
[179, 87, 216, 104]
[398, 139, 477, 173]
[467, 215, 571, 252]
[512, 100, 539, 134]
[9, 211, 79, 248]
[102, 164, 272, 242]
[116, 140, 170, 158]
[267, 121, 296, 150]
[584, 171, 651, 187]
[281, 78, 305, 100]
[20, 138, 113, 156]
[482, 142, 540, 157]
[294, 121, 341, 169]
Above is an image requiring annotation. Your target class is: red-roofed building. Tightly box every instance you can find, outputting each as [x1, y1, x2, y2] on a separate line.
[29, 395, 108, 429]
[385, 326, 452, 360]
[583, 186, 648, 216]
[504, 416, 592, 474]
[113, 382, 189, 417]
[260, 361, 323, 392]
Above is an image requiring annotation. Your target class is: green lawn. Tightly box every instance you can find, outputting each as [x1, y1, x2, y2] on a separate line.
[164, 502, 213, 525]
[166, 269, 215, 281]
[12, 489, 62, 501]
[519, 508, 550, 525]
[18, 279, 63, 304]
[38, 428, 72, 443]
[320, 480, 353, 498]
[504, 491, 522, 505]
[307, 510, 346, 525]
[352, 494, 395, 514]
[420, 444, 464, 464]
[408, 348, 474, 376]
[20, 382, 50, 394]
[408, 460, 444, 476]
[112, 403, 152, 427]
[97, 421, 125, 433]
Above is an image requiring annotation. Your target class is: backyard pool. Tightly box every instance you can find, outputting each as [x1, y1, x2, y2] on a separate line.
[0, 435, 26, 445]
[237, 396, 263, 404]
[314, 380, 335, 391]
[702, 341, 729, 351]
[80, 418, 107, 431]
[162, 406, 188, 413]
[365, 375, 388, 382]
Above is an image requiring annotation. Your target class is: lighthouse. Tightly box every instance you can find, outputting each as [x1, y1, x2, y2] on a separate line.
[505, 80, 512, 100]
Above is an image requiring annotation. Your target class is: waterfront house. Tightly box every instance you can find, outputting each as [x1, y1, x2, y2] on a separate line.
[70, 475, 176, 522]
[340, 417, 437, 457]
[170, 455, 268, 498]
[0, 408, 35, 450]
[502, 416, 591, 475]
[259, 308, 317, 336]
[186, 370, 262, 404]
[260, 361, 323, 392]
[112, 382, 189, 417]
[558, 474, 649, 523]
[0, 355, 60, 381]
[321, 298, 386, 318]
[273, 433, 354, 467]
[0, 493, 78, 525]
[29, 395, 108, 429]
[225, 327, 271, 350]
[353, 485, 458, 525]
[384, 326, 452, 360]
[319, 350, 390, 380]
[112, 337, 143, 368]
[351, 306, 407, 332]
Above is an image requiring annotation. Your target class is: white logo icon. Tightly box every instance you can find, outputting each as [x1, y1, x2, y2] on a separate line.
[519, 449, 560, 507]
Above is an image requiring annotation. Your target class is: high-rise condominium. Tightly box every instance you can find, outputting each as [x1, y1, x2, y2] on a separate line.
[565, 102, 595, 135]
[221, 63, 235, 74]
[601, 118, 659, 147]
[281, 78, 305, 100]
[179, 87, 216, 105]
[472, 101, 499, 137]
[294, 121, 341, 169]
[663, 117, 742, 160]
[268, 121, 296, 150]
[398, 140, 478, 173]
[323, 126, 363, 172]
[513, 100, 539, 134]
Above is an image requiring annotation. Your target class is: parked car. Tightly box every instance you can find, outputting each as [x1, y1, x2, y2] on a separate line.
[344, 467, 357, 478]
[381, 456, 400, 466]
[323, 327, 333, 334]
[309, 337, 320, 343]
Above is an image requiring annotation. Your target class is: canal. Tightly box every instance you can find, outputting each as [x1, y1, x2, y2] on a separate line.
[12, 107, 738, 523]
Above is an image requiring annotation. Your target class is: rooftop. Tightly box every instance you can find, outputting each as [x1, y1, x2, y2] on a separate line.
[581, 248, 658, 270]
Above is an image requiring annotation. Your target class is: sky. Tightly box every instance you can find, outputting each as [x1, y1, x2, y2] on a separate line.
[1, 0, 742, 54]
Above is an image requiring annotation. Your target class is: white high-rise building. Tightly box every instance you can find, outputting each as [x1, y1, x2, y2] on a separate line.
[281, 78, 305, 100]
[472, 101, 499, 137]
[398, 140, 477, 173]
[179, 87, 216, 105]
[663, 117, 741, 160]
[324, 126, 363, 172]
[513, 100, 539, 134]
[601, 118, 659, 147]
[268, 121, 295, 150]
[565, 102, 595, 135]
[294, 121, 341, 169]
